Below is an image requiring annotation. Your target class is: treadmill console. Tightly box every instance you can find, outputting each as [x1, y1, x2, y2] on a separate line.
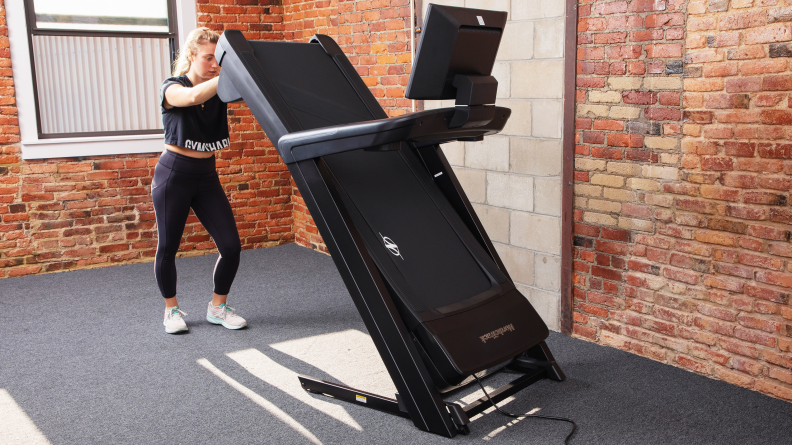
[406, 5, 507, 128]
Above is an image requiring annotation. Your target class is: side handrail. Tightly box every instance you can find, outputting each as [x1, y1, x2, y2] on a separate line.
[278, 107, 511, 164]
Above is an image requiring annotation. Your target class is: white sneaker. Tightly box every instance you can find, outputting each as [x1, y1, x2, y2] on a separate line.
[164, 306, 188, 334]
[206, 302, 247, 330]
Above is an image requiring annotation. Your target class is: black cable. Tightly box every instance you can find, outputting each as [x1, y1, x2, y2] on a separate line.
[473, 374, 577, 444]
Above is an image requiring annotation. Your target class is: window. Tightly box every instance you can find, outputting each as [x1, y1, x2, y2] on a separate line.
[23, 0, 178, 139]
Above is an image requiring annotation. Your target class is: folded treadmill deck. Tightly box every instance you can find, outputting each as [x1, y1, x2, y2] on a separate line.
[214, 7, 564, 436]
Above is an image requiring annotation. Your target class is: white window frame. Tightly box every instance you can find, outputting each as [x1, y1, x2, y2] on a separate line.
[7, 0, 198, 159]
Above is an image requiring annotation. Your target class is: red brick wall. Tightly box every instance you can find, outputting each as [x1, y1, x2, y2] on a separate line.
[0, 0, 415, 279]
[337, 0, 413, 116]
[574, 0, 792, 402]
[283, 0, 338, 41]
[198, 0, 285, 39]
[0, 1, 293, 279]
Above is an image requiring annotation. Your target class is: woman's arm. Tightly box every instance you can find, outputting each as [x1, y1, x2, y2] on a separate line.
[163, 76, 219, 109]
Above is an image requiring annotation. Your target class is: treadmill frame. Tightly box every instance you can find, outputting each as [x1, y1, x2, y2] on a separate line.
[291, 145, 564, 437]
[215, 30, 565, 438]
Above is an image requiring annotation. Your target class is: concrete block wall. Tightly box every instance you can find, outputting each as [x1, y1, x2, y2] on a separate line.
[424, 0, 567, 331]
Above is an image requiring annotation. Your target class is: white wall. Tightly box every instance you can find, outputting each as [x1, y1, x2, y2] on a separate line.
[423, 0, 566, 330]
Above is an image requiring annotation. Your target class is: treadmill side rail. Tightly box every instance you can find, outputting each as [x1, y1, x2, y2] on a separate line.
[310, 34, 390, 121]
[278, 118, 413, 164]
[277, 107, 511, 164]
[415, 144, 513, 280]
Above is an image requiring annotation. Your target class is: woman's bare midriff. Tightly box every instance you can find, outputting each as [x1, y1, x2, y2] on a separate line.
[164, 144, 215, 159]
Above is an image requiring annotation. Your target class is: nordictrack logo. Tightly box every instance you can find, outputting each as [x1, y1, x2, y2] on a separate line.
[479, 324, 515, 343]
[379, 233, 404, 260]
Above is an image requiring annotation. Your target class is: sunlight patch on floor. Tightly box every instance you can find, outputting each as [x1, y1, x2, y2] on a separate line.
[227, 348, 363, 431]
[452, 391, 518, 421]
[196, 358, 323, 445]
[269, 329, 398, 397]
[482, 408, 541, 441]
[0, 389, 52, 445]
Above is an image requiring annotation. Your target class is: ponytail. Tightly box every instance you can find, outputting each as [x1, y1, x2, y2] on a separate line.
[172, 27, 221, 76]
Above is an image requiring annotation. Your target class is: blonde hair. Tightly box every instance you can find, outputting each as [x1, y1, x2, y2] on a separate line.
[172, 27, 221, 76]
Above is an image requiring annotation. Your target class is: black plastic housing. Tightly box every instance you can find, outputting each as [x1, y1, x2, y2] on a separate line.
[406, 5, 507, 100]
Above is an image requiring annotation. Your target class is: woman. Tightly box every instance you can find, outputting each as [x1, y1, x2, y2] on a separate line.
[154, 27, 246, 334]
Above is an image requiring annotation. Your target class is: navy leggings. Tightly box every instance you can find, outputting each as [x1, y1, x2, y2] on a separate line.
[152, 150, 241, 298]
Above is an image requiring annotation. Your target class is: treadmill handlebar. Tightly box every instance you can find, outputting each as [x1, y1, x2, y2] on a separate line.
[278, 106, 511, 164]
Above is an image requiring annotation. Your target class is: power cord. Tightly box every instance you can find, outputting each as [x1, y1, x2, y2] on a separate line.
[473, 375, 577, 444]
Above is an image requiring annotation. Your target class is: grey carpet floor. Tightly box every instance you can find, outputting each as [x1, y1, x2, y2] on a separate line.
[1, 244, 790, 445]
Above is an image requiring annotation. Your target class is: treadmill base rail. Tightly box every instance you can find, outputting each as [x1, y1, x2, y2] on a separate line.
[298, 375, 410, 419]
[298, 364, 554, 436]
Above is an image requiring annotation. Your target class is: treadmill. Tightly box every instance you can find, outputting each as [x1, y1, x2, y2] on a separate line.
[215, 4, 565, 437]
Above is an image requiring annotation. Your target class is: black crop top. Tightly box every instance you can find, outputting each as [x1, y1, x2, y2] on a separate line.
[160, 75, 230, 152]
